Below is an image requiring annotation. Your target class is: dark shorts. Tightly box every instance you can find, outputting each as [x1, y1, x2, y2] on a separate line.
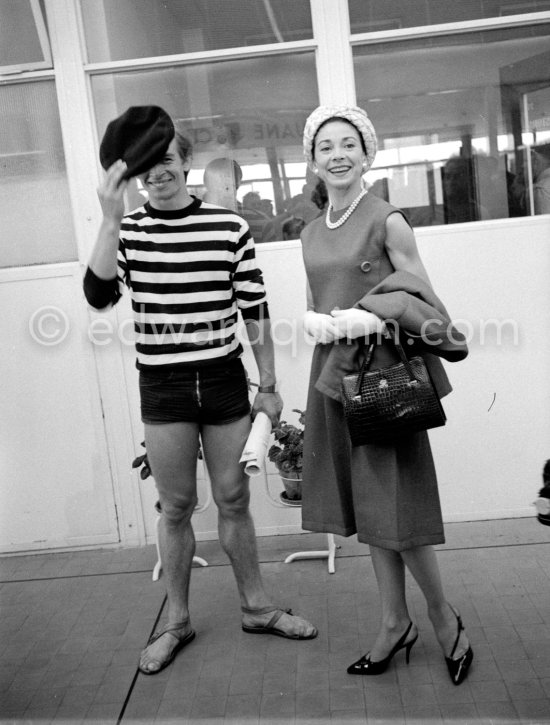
[139, 358, 251, 425]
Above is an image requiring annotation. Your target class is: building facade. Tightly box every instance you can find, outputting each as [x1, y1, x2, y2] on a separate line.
[1, 0, 550, 553]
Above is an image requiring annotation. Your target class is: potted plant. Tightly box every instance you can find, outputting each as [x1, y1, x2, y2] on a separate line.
[267, 409, 305, 506]
[132, 441, 152, 480]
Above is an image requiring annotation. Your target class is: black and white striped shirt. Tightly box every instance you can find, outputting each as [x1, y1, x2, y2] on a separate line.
[85, 197, 268, 369]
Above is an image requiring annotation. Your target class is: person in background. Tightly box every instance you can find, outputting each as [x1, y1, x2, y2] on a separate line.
[506, 166, 526, 218]
[299, 105, 473, 685]
[241, 191, 271, 241]
[532, 142, 550, 215]
[282, 215, 306, 240]
[259, 197, 274, 219]
[84, 106, 317, 675]
[202, 156, 242, 211]
[441, 155, 490, 224]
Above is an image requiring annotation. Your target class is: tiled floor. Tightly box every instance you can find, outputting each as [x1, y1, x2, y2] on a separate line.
[1, 518, 550, 724]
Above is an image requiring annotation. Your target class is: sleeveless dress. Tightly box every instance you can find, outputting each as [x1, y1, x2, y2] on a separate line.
[300, 193, 444, 551]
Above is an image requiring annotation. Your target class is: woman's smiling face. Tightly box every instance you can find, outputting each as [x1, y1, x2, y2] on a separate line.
[312, 119, 367, 193]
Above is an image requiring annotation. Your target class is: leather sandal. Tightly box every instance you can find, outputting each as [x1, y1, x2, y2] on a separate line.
[241, 606, 318, 640]
[138, 620, 195, 675]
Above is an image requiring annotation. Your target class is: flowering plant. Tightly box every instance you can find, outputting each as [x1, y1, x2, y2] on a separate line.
[267, 409, 305, 478]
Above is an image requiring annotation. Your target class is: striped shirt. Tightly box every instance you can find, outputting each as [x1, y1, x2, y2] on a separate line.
[91, 197, 268, 369]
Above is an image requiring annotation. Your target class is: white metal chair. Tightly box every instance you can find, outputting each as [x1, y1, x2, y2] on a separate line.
[263, 470, 338, 574]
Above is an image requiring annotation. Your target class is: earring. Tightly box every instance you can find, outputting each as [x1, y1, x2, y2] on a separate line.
[313, 167, 319, 174]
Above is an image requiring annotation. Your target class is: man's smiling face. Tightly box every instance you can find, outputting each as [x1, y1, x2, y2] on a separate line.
[139, 137, 191, 209]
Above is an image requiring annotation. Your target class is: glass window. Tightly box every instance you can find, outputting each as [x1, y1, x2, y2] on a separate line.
[91, 52, 319, 242]
[353, 24, 550, 226]
[0, 81, 76, 267]
[0, 0, 52, 72]
[349, 0, 550, 33]
[81, 0, 313, 63]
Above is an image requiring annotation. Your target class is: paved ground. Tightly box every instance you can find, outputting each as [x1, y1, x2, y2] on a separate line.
[1, 518, 550, 724]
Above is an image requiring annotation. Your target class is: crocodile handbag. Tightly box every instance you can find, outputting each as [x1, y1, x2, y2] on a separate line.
[341, 331, 446, 446]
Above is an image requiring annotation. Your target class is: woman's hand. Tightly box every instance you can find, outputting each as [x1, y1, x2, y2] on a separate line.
[303, 310, 345, 344]
[330, 308, 385, 339]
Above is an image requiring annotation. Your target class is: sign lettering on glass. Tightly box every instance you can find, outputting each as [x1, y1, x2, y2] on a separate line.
[179, 115, 309, 150]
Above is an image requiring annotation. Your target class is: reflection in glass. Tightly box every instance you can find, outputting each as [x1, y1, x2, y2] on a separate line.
[81, 0, 313, 63]
[353, 24, 550, 226]
[349, 0, 550, 33]
[513, 83, 550, 214]
[532, 143, 550, 213]
[91, 52, 319, 242]
[0, 81, 76, 267]
[0, 0, 52, 72]
[203, 157, 242, 211]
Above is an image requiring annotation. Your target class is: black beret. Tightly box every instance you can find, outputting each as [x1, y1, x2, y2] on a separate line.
[99, 106, 175, 180]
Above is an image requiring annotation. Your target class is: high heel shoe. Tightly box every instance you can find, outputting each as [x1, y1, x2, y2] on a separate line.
[445, 606, 473, 685]
[347, 621, 418, 675]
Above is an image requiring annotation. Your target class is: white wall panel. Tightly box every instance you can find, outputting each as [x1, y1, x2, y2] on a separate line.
[0, 265, 119, 552]
[122, 217, 550, 543]
[250, 218, 550, 527]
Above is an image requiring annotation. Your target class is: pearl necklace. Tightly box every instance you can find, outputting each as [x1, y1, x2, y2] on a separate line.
[325, 187, 368, 229]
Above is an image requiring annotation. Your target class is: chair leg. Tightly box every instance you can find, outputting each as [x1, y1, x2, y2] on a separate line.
[152, 511, 209, 581]
[152, 514, 162, 581]
[284, 533, 338, 574]
[327, 533, 336, 574]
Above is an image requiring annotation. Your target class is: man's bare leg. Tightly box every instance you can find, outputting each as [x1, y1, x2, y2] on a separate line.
[139, 421, 200, 673]
[202, 416, 317, 638]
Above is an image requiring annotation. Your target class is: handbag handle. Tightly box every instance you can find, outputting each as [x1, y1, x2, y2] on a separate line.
[353, 328, 419, 397]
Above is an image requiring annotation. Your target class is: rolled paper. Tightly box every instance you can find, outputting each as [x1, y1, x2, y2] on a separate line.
[240, 412, 272, 476]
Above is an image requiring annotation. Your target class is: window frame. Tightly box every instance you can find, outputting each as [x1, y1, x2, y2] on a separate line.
[349, 9, 550, 225]
[77, 0, 358, 245]
[0, 0, 53, 75]
[349, 10, 550, 46]
[79, 4, 324, 241]
[73, 1, 550, 252]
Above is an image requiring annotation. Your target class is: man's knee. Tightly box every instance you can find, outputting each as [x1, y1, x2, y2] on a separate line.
[214, 479, 250, 517]
[159, 491, 198, 524]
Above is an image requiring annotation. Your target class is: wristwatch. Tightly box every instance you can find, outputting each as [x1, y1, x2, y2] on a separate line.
[258, 384, 277, 393]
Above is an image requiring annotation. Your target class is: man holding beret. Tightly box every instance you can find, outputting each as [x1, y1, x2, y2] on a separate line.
[84, 106, 317, 675]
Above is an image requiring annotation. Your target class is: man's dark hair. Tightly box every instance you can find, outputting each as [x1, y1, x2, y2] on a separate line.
[175, 131, 193, 179]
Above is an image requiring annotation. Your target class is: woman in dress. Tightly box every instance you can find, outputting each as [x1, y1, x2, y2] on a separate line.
[300, 105, 473, 685]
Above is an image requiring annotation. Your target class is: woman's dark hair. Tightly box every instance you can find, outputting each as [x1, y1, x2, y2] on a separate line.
[312, 116, 367, 160]
[311, 178, 328, 210]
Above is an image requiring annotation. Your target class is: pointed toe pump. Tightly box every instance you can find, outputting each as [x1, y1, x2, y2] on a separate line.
[445, 606, 474, 685]
[347, 621, 418, 675]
